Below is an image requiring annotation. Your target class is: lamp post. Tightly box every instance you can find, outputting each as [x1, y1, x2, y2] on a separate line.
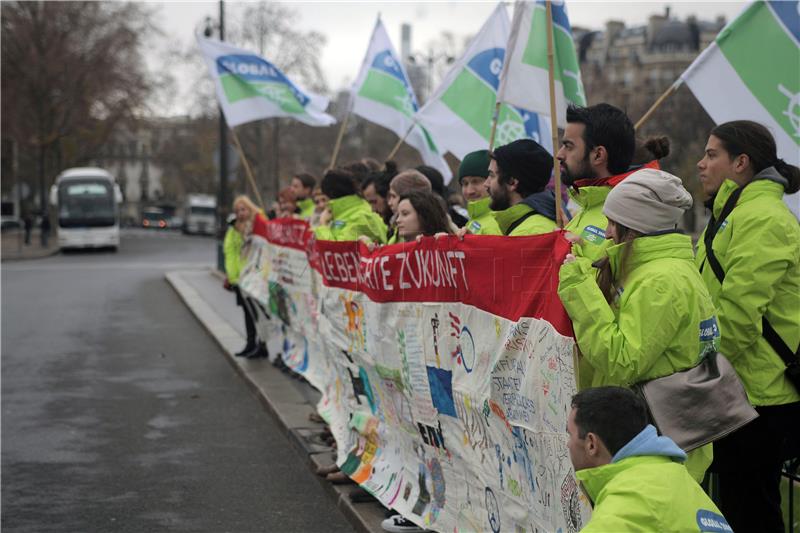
[204, 1, 228, 271]
[407, 48, 454, 102]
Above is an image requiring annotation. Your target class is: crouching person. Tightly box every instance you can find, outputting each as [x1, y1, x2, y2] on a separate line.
[568, 386, 731, 533]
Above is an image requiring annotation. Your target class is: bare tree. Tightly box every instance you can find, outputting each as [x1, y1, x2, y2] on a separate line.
[1, 1, 158, 209]
[233, 2, 328, 93]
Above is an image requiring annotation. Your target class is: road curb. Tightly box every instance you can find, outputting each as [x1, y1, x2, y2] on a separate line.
[166, 269, 385, 533]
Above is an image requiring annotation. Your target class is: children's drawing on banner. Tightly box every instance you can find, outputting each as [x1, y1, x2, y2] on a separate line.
[339, 293, 366, 352]
[449, 311, 477, 373]
[238, 225, 589, 533]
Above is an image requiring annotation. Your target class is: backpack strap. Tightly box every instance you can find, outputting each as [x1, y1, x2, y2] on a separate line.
[505, 210, 537, 236]
[701, 187, 800, 367]
[702, 187, 742, 283]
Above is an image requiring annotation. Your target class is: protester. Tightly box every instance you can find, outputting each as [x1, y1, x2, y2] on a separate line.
[386, 170, 432, 244]
[558, 169, 716, 482]
[395, 190, 453, 242]
[631, 135, 670, 167]
[361, 157, 382, 172]
[277, 187, 300, 218]
[310, 186, 329, 227]
[416, 165, 468, 228]
[458, 149, 501, 235]
[224, 195, 265, 359]
[361, 172, 392, 226]
[290, 172, 317, 219]
[314, 168, 387, 243]
[342, 160, 372, 184]
[485, 139, 558, 236]
[557, 103, 636, 261]
[695, 120, 800, 533]
[567, 386, 732, 533]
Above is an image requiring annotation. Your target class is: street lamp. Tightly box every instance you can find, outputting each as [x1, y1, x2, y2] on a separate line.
[203, 3, 228, 272]
[407, 49, 455, 102]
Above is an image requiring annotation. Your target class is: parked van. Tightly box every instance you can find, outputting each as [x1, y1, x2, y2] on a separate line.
[182, 194, 216, 235]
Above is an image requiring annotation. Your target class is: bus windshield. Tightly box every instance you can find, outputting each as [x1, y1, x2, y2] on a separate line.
[189, 206, 216, 216]
[58, 179, 116, 227]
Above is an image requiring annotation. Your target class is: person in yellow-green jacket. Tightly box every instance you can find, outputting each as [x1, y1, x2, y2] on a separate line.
[290, 172, 317, 220]
[556, 103, 636, 261]
[558, 169, 717, 483]
[223, 195, 265, 359]
[314, 168, 387, 243]
[457, 149, 501, 235]
[484, 139, 558, 236]
[695, 120, 800, 533]
[567, 386, 731, 533]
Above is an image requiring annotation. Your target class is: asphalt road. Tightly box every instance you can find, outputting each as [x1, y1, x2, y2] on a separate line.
[2, 229, 354, 533]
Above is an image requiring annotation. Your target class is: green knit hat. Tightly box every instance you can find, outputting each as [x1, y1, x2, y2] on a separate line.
[458, 150, 490, 183]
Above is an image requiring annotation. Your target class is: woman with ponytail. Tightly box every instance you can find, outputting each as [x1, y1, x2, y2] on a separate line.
[695, 120, 800, 533]
[558, 169, 719, 483]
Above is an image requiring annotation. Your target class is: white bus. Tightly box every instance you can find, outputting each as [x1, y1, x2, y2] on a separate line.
[50, 167, 122, 250]
[182, 194, 216, 235]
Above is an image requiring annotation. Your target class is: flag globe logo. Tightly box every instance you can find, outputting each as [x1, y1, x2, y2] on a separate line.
[495, 117, 527, 146]
[778, 84, 800, 138]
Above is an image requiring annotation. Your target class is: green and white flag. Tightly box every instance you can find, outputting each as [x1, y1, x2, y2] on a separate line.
[498, 0, 586, 128]
[351, 18, 451, 182]
[680, 0, 799, 215]
[197, 36, 335, 128]
[415, 4, 553, 159]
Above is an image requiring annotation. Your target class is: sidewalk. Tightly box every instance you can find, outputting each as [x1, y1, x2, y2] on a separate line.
[1, 229, 59, 261]
[166, 268, 388, 533]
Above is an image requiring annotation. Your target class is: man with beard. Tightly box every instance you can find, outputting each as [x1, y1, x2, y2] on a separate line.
[485, 139, 558, 236]
[557, 104, 636, 261]
[290, 172, 318, 220]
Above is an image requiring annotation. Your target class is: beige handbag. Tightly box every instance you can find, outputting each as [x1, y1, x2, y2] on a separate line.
[635, 352, 759, 452]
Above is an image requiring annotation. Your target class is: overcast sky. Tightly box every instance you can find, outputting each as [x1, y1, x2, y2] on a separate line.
[150, 0, 747, 115]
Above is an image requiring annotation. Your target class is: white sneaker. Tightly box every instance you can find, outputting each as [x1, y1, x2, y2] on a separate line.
[381, 514, 432, 533]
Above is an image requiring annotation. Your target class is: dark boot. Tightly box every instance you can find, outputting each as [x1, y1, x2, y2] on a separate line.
[235, 342, 256, 357]
[256, 342, 269, 359]
[246, 342, 267, 359]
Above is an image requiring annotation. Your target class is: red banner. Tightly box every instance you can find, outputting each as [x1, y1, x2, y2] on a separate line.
[257, 218, 573, 337]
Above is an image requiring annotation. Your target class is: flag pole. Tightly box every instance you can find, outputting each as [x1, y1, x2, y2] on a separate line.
[229, 126, 267, 211]
[488, 101, 501, 151]
[545, 0, 565, 228]
[329, 108, 352, 170]
[386, 123, 415, 160]
[634, 80, 681, 130]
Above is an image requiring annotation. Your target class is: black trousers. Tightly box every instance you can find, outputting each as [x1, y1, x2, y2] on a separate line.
[710, 401, 800, 533]
[234, 286, 256, 347]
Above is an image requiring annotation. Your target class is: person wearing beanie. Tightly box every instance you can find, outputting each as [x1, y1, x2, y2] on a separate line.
[558, 169, 718, 484]
[486, 139, 558, 236]
[458, 150, 501, 235]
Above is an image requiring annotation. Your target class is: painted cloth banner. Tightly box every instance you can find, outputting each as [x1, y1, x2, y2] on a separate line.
[197, 36, 335, 128]
[680, 0, 800, 217]
[238, 219, 591, 533]
[351, 18, 452, 183]
[498, 0, 586, 128]
[415, 4, 553, 158]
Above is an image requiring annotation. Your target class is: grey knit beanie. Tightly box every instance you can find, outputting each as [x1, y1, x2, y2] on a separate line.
[603, 169, 693, 234]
